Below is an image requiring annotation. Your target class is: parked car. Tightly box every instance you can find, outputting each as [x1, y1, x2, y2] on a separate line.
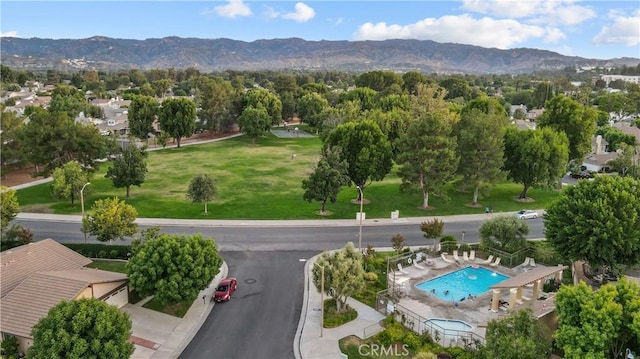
[515, 210, 539, 219]
[570, 171, 592, 179]
[213, 278, 237, 302]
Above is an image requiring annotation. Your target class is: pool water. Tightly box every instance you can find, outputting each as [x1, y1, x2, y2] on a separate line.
[416, 266, 508, 302]
[425, 318, 472, 332]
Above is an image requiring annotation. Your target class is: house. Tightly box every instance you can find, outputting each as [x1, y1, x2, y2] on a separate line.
[527, 108, 545, 121]
[613, 123, 640, 145]
[0, 240, 129, 354]
[600, 74, 640, 86]
[509, 104, 527, 118]
[581, 135, 619, 172]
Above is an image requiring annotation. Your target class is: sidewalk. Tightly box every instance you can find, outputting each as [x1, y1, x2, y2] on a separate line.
[296, 254, 386, 359]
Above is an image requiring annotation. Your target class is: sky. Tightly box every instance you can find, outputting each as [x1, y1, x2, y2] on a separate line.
[1, 0, 639, 60]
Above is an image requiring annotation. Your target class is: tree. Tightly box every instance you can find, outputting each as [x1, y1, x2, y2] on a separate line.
[537, 95, 597, 163]
[128, 95, 158, 141]
[127, 233, 222, 304]
[51, 161, 91, 205]
[311, 242, 365, 312]
[16, 111, 109, 177]
[105, 143, 148, 198]
[1, 187, 19, 231]
[402, 71, 429, 95]
[480, 308, 552, 359]
[544, 175, 640, 268]
[238, 105, 271, 144]
[503, 127, 569, 199]
[158, 97, 197, 148]
[323, 120, 393, 199]
[195, 76, 234, 132]
[83, 197, 138, 243]
[297, 92, 329, 129]
[302, 146, 350, 214]
[391, 234, 406, 253]
[608, 143, 640, 178]
[28, 298, 134, 359]
[242, 88, 282, 125]
[1, 107, 26, 171]
[555, 278, 640, 359]
[420, 218, 444, 243]
[396, 113, 459, 209]
[455, 108, 506, 205]
[186, 174, 217, 214]
[479, 216, 529, 252]
[48, 84, 88, 119]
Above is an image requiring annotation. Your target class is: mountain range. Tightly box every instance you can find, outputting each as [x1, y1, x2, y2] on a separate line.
[1, 36, 639, 74]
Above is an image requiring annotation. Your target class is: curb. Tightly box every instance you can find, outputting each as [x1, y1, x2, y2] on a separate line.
[294, 254, 315, 359]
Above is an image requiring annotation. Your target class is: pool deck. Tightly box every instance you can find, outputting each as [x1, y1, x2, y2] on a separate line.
[389, 257, 557, 339]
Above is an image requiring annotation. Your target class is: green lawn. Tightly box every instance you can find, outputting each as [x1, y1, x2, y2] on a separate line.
[142, 296, 193, 318]
[86, 260, 127, 273]
[16, 133, 561, 219]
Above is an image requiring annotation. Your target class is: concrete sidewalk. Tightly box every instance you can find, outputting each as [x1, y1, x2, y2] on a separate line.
[296, 254, 386, 359]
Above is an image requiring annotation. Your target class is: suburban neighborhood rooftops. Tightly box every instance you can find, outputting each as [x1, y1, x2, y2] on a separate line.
[1, 239, 92, 297]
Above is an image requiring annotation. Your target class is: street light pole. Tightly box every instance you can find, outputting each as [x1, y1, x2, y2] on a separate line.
[80, 182, 91, 215]
[313, 261, 325, 338]
[356, 186, 364, 252]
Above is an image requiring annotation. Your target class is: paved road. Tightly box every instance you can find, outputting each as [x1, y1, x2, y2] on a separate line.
[14, 216, 545, 250]
[179, 251, 314, 359]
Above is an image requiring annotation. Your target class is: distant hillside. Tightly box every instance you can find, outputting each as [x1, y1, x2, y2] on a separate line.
[1, 36, 638, 74]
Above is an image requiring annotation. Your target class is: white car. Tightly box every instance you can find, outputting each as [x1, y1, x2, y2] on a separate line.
[515, 210, 538, 219]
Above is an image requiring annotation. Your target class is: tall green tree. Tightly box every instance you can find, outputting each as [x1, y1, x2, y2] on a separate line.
[127, 233, 222, 304]
[402, 71, 429, 95]
[537, 95, 597, 163]
[0, 187, 19, 231]
[105, 143, 148, 198]
[29, 298, 134, 359]
[158, 97, 197, 148]
[323, 120, 393, 200]
[480, 308, 552, 359]
[238, 105, 271, 144]
[302, 146, 350, 214]
[196, 76, 234, 132]
[297, 92, 329, 129]
[455, 108, 506, 205]
[50, 161, 91, 205]
[544, 175, 640, 268]
[555, 278, 640, 359]
[312, 242, 365, 312]
[48, 84, 87, 119]
[83, 197, 138, 243]
[128, 95, 158, 141]
[608, 143, 640, 178]
[503, 127, 569, 199]
[242, 88, 282, 125]
[16, 111, 109, 177]
[479, 216, 529, 252]
[0, 107, 26, 171]
[396, 113, 459, 209]
[186, 174, 217, 214]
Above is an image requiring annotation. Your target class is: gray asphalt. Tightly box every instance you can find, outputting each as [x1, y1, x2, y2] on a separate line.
[179, 251, 314, 359]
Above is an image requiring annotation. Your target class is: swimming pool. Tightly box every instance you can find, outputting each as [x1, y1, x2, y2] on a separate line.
[415, 266, 508, 302]
[425, 318, 472, 332]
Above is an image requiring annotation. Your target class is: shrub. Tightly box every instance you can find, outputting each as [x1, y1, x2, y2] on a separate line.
[98, 250, 107, 258]
[110, 249, 119, 258]
[364, 272, 378, 282]
[63, 243, 132, 259]
[440, 235, 457, 253]
[377, 322, 405, 346]
[458, 243, 471, 253]
[1, 335, 19, 358]
[403, 332, 422, 350]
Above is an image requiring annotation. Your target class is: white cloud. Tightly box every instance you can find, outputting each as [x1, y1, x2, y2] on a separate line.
[462, 0, 595, 26]
[593, 10, 640, 46]
[282, 2, 315, 23]
[544, 27, 566, 43]
[354, 14, 545, 49]
[212, 0, 252, 19]
[328, 17, 344, 26]
[0, 31, 19, 38]
[264, 6, 280, 20]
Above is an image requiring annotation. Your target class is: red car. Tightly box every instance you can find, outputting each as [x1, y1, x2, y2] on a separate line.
[213, 278, 237, 302]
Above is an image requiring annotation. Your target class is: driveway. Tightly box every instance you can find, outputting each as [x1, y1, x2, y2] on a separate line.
[122, 303, 182, 358]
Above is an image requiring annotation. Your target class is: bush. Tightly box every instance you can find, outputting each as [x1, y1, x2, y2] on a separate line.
[364, 272, 378, 282]
[63, 243, 132, 259]
[377, 322, 405, 346]
[458, 243, 471, 253]
[323, 298, 357, 328]
[403, 332, 422, 350]
[440, 235, 457, 253]
[1, 335, 20, 358]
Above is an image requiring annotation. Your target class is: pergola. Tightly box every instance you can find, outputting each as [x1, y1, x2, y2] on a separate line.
[489, 265, 568, 312]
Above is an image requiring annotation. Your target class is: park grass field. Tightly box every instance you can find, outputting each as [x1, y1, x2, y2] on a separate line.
[17, 132, 560, 219]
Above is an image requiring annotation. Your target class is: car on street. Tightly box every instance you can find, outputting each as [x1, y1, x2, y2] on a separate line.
[515, 210, 539, 220]
[213, 278, 237, 302]
[570, 171, 592, 179]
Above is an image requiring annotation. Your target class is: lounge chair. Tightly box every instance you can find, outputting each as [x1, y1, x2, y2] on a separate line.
[529, 258, 536, 267]
[522, 257, 531, 267]
[412, 258, 426, 270]
[453, 250, 461, 262]
[469, 250, 475, 262]
[397, 263, 409, 274]
[441, 253, 454, 263]
[463, 251, 469, 262]
[490, 257, 501, 267]
[482, 255, 494, 264]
